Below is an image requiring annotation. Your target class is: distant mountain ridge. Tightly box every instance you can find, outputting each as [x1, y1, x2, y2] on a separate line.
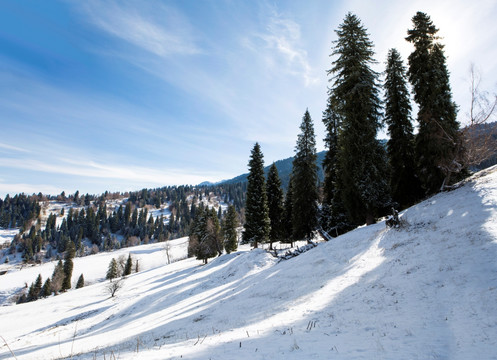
[220, 150, 326, 189]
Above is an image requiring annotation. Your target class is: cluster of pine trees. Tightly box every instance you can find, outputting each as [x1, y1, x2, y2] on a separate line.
[18, 241, 83, 304]
[14, 201, 174, 262]
[106, 253, 134, 280]
[320, 12, 461, 235]
[0, 194, 40, 230]
[242, 12, 462, 245]
[188, 203, 239, 263]
[3, 182, 246, 266]
[241, 110, 320, 249]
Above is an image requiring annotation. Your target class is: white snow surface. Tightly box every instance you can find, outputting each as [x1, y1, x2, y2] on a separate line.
[1, 167, 497, 359]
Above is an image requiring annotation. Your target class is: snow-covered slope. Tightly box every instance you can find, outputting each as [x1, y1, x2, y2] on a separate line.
[1, 167, 497, 359]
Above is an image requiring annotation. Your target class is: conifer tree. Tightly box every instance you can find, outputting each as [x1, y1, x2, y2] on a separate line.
[384, 48, 421, 208]
[29, 274, 42, 301]
[223, 205, 239, 254]
[76, 274, 85, 289]
[188, 206, 222, 263]
[106, 258, 118, 280]
[320, 99, 351, 236]
[292, 110, 319, 241]
[41, 277, 51, 297]
[329, 12, 390, 225]
[27, 282, 36, 302]
[406, 11, 461, 193]
[124, 254, 133, 276]
[266, 163, 284, 249]
[242, 143, 270, 248]
[282, 176, 295, 247]
[62, 241, 75, 291]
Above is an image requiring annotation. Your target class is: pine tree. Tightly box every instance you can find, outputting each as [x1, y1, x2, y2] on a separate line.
[321, 99, 351, 236]
[27, 282, 36, 302]
[242, 143, 270, 248]
[406, 11, 461, 193]
[329, 12, 390, 225]
[266, 163, 284, 249]
[62, 241, 75, 291]
[41, 277, 51, 297]
[29, 274, 43, 301]
[124, 254, 133, 276]
[282, 176, 295, 247]
[188, 206, 222, 264]
[106, 258, 118, 280]
[384, 48, 421, 208]
[76, 274, 85, 289]
[223, 205, 239, 254]
[292, 110, 319, 241]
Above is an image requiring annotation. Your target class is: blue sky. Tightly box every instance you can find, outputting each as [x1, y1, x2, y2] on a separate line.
[0, 0, 496, 197]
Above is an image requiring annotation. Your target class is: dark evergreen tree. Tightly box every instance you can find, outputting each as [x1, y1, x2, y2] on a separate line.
[76, 274, 85, 289]
[32, 274, 42, 300]
[266, 163, 284, 249]
[41, 277, 51, 297]
[242, 143, 270, 248]
[282, 176, 295, 246]
[329, 12, 390, 225]
[106, 258, 118, 280]
[320, 99, 351, 236]
[188, 206, 222, 263]
[124, 253, 133, 276]
[406, 11, 461, 193]
[291, 110, 319, 241]
[384, 48, 421, 208]
[27, 282, 36, 302]
[62, 241, 75, 291]
[223, 205, 239, 254]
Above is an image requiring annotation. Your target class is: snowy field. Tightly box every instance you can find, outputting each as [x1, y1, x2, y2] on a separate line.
[1, 167, 497, 359]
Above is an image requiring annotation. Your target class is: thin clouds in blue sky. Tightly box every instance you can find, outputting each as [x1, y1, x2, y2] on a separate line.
[0, 0, 495, 197]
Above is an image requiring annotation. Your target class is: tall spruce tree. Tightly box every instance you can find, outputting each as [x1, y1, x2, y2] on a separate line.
[384, 48, 421, 208]
[282, 176, 295, 247]
[406, 11, 460, 193]
[222, 205, 239, 254]
[329, 12, 390, 225]
[321, 99, 351, 236]
[266, 163, 284, 249]
[292, 110, 319, 241]
[242, 143, 270, 248]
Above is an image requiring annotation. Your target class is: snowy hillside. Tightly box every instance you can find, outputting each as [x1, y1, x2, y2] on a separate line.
[1, 167, 497, 359]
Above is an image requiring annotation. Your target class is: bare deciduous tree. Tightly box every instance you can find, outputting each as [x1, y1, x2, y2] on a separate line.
[163, 240, 171, 264]
[461, 64, 497, 167]
[106, 278, 124, 298]
[437, 65, 497, 189]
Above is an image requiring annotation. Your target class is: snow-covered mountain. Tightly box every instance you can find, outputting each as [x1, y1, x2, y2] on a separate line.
[1, 167, 497, 359]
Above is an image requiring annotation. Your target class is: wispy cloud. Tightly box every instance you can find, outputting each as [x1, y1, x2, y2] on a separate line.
[244, 11, 318, 86]
[0, 156, 226, 189]
[79, 0, 201, 57]
[0, 142, 31, 154]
